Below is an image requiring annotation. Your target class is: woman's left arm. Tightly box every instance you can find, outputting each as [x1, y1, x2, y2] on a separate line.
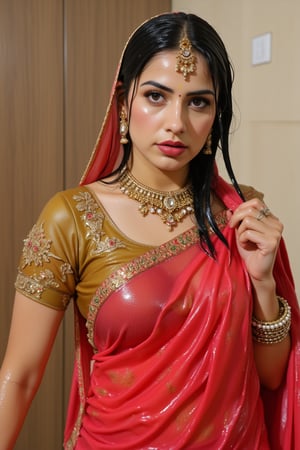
[229, 198, 291, 390]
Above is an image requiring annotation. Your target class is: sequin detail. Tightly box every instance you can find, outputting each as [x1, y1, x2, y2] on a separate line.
[74, 191, 125, 255]
[15, 223, 73, 307]
[21, 223, 52, 267]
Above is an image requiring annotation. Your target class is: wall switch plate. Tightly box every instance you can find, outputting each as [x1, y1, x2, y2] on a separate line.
[252, 32, 272, 65]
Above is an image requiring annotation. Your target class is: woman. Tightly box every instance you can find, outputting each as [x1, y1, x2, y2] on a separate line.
[0, 12, 299, 450]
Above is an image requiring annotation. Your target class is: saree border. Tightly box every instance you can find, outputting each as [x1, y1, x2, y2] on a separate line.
[86, 209, 228, 349]
[65, 309, 87, 449]
[86, 227, 200, 348]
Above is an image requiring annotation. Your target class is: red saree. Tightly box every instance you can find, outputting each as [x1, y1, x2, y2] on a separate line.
[63, 175, 300, 449]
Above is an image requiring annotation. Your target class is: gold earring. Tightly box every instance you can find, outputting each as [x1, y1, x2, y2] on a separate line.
[203, 134, 212, 155]
[119, 109, 129, 144]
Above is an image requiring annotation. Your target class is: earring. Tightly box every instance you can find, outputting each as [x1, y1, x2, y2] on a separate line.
[203, 134, 212, 155]
[119, 109, 129, 144]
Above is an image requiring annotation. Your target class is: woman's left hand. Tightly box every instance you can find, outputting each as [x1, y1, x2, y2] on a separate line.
[228, 198, 283, 283]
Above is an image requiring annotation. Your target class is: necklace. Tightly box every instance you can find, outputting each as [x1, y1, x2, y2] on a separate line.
[119, 169, 194, 231]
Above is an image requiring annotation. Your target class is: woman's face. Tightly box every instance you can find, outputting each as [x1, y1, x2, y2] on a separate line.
[124, 50, 216, 177]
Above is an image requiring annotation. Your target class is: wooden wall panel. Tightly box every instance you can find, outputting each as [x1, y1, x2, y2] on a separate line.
[0, 0, 65, 449]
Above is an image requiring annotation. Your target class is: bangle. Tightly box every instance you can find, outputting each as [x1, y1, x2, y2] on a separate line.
[252, 296, 291, 344]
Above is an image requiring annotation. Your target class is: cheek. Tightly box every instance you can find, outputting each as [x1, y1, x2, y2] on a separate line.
[191, 117, 214, 138]
[130, 104, 159, 131]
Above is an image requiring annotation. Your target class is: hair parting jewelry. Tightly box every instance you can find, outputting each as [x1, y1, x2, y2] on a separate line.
[119, 169, 194, 231]
[119, 109, 129, 144]
[175, 34, 197, 81]
[203, 133, 212, 155]
[252, 296, 291, 344]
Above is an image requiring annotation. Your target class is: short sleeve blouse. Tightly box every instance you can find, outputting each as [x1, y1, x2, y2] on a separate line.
[15, 187, 152, 317]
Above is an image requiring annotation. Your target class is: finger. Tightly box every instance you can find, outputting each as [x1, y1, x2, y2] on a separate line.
[255, 206, 271, 221]
[235, 214, 283, 236]
[229, 199, 277, 228]
[237, 227, 280, 250]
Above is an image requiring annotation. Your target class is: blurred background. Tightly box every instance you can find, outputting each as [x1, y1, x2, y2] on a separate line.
[0, 1, 299, 448]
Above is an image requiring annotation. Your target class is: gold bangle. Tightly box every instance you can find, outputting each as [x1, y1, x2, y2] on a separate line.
[252, 297, 291, 344]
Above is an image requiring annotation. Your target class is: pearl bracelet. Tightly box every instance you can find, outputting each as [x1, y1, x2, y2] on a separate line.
[252, 297, 291, 344]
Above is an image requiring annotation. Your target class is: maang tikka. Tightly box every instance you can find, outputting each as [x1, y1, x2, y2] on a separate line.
[175, 34, 197, 81]
[119, 109, 129, 144]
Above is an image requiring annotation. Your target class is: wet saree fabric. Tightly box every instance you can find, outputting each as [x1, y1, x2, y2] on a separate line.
[63, 179, 300, 449]
[74, 227, 270, 449]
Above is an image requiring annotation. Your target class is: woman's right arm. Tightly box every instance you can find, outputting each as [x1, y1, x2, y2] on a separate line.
[0, 291, 64, 450]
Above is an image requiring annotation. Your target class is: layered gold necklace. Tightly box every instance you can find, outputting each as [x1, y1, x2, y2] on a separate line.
[119, 169, 194, 231]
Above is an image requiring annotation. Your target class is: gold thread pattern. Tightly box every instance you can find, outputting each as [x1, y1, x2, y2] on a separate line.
[74, 191, 125, 255]
[21, 223, 52, 267]
[15, 223, 74, 307]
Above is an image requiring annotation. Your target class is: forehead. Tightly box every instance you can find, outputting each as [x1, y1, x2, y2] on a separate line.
[139, 50, 213, 90]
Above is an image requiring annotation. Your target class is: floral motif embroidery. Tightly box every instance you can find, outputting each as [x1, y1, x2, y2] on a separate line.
[17, 222, 73, 305]
[60, 262, 74, 282]
[73, 191, 125, 255]
[22, 223, 52, 267]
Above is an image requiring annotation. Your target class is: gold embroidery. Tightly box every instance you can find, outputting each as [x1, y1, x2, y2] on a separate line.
[108, 368, 135, 387]
[60, 262, 74, 282]
[65, 313, 87, 449]
[15, 271, 70, 308]
[73, 191, 125, 255]
[96, 387, 109, 396]
[22, 223, 52, 267]
[175, 404, 196, 432]
[18, 222, 74, 305]
[166, 381, 176, 394]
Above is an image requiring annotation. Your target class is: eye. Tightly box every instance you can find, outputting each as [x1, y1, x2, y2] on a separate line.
[144, 91, 165, 104]
[189, 96, 211, 109]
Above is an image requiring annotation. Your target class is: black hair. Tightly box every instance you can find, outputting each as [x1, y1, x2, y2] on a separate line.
[111, 12, 244, 257]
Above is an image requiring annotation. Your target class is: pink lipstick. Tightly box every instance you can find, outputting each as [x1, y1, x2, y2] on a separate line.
[157, 140, 187, 157]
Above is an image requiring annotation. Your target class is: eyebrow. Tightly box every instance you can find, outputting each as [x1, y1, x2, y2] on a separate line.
[140, 80, 215, 97]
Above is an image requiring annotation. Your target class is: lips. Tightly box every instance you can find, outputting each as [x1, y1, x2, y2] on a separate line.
[157, 140, 187, 157]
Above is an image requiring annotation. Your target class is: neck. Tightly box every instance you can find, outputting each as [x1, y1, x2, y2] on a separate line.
[119, 168, 194, 231]
[128, 164, 189, 192]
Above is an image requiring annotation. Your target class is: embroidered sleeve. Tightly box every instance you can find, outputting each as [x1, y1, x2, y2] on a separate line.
[15, 192, 79, 310]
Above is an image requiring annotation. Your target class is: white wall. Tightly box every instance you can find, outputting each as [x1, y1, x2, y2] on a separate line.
[173, 0, 300, 295]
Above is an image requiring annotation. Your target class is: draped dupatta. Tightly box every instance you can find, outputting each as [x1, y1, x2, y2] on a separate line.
[64, 15, 300, 449]
[64, 179, 300, 448]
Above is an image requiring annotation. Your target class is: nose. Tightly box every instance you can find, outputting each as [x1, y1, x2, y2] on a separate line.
[165, 98, 186, 135]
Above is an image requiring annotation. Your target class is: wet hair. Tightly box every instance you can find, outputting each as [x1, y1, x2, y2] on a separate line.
[115, 12, 244, 257]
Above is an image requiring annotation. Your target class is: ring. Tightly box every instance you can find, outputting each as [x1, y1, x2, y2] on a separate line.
[256, 206, 271, 221]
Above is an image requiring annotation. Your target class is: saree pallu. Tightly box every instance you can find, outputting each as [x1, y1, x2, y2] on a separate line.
[66, 224, 273, 449]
